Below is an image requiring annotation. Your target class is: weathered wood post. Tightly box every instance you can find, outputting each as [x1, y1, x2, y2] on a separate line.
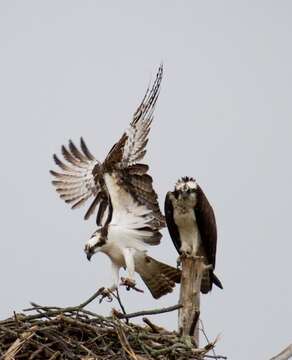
[178, 256, 210, 346]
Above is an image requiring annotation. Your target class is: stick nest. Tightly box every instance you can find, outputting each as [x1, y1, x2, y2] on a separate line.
[0, 292, 221, 360]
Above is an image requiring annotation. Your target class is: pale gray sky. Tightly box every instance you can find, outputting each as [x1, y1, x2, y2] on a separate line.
[1, 1, 291, 359]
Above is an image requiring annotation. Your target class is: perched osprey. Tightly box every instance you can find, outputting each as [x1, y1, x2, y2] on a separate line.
[50, 65, 181, 298]
[164, 177, 223, 293]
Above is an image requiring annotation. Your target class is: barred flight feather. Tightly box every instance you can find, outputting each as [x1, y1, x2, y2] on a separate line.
[71, 193, 93, 209]
[80, 137, 96, 161]
[96, 200, 109, 226]
[53, 154, 81, 173]
[127, 164, 149, 175]
[69, 140, 90, 162]
[84, 193, 102, 220]
[50, 65, 164, 231]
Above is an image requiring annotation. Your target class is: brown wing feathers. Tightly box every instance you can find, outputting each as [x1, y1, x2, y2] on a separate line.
[132, 64, 163, 126]
[196, 185, 217, 269]
[196, 185, 223, 291]
[119, 65, 164, 226]
[137, 255, 181, 299]
[84, 192, 102, 220]
[51, 65, 164, 227]
[122, 65, 163, 167]
[50, 138, 107, 222]
[120, 169, 165, 228]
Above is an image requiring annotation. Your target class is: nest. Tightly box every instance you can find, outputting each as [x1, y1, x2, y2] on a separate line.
[0, 289, 225, 360]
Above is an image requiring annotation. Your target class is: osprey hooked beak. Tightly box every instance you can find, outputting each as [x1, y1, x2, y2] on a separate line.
[84, 228, 103, 261]
[84, 244, 94, 261]
[181, 191, 189, 200]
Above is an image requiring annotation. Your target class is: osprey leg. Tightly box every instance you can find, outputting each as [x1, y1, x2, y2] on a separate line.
[120, 248, 144, 292]
[122, 248, 135, 282]
[110, 262, 120, 290]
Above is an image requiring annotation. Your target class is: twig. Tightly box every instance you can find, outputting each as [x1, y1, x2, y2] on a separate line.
[78, 287, 105, 308]
[142, 318, 161, 333]
[3, 325, 38, 360]
[200, 319, 218, 359]
[111, 289, 128, 324]
[48, 351, 61, 360]
[115, 322, 138, 360]
[30, 302, 54, 321]
[116, 304, 182, 320]
[16, 288, 105, 322]
[24, 305, 61, 312]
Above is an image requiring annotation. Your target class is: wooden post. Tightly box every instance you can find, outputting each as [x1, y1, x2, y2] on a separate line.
[178, 256, 209, 346]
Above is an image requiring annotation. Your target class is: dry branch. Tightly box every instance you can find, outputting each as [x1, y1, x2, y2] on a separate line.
[115, 304, 182, 320]
[0, 294, 224, 360]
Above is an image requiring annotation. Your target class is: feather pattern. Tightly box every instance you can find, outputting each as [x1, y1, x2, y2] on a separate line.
[50, 138, 103, 213]
[104, 64, 163, 168]
[50, 65, 164, 234]
[84, 192, 102, 220]
[121, 65, 163, 167]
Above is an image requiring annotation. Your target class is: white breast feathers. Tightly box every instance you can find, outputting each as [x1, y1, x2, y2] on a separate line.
[174, 208, 201, 257]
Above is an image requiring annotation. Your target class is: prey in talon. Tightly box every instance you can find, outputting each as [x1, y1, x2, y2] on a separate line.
[84, 228, 179, 299]
[120, 277, 144, 293]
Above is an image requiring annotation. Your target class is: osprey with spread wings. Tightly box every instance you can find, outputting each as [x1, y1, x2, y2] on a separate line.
[51, 65, 181, 299]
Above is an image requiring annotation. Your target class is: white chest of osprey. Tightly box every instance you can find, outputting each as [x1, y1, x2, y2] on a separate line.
[173, 207, 201, 256]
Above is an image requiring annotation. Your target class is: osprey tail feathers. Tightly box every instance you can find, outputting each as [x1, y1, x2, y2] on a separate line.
[135, 255, 181, 299]
[211, 272, 223, 290]
[201, 270, 223, 294]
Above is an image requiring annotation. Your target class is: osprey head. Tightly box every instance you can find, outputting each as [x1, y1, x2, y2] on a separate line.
[84, 227, 106, 261]
[174, 176, 198, 203]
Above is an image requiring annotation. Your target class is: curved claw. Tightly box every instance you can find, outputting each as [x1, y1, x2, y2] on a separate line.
[98, 288, 114, 303]
[120, 277, 144, 293]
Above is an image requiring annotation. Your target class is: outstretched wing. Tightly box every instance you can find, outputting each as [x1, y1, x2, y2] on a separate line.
[121, 64, 163, 167]
[164, 192, 181, 253]
[51, 65, 163, 228]
[105, 64, 163, 168]
[104, 64, 164, 229]
[50, 138, 109, 225]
